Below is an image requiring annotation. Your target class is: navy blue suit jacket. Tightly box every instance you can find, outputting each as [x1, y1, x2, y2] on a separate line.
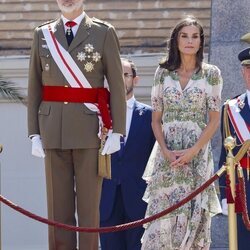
[100, 101, 155, 221]
[219, 94, 250, 205]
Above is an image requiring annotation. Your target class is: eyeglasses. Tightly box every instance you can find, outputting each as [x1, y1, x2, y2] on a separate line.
[123, 73, 134, 78]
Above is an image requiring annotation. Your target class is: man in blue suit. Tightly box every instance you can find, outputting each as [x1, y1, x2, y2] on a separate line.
[99, 58, 155, 250]
[219, 47, 250, 250]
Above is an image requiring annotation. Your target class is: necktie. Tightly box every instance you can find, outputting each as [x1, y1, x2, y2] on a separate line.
[65, 21, 77, 46]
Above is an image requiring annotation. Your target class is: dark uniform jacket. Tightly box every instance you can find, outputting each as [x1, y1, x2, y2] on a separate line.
[218, 93, 250, 250]
[219, 94, 250, 201]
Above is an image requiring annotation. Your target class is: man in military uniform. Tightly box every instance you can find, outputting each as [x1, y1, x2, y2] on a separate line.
[219, 47, 250, 250]
[27, 0, 126, 249]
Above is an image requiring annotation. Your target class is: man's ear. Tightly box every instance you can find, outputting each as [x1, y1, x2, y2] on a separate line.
[133, 76, 139, 87]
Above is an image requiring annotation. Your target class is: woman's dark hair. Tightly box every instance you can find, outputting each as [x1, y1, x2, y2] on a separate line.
[160, 16, 204, 72]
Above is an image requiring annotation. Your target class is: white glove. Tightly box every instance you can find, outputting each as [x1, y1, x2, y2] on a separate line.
[31, 135, 45, 158]
[221, 198, 228, 216]
[101, 132, 122, 155]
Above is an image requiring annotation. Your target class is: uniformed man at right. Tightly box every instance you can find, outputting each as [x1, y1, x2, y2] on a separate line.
[219, 47, 250, 250]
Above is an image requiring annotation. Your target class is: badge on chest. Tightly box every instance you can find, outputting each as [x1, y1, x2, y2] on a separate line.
[76, 43, 101, 73]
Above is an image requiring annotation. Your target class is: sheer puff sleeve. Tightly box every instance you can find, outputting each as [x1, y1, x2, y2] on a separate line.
[205, 64, 223, 112]
[151, 66, 165, 112]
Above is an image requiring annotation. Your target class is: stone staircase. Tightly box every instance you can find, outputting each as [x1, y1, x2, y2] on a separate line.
[0, 0, 211, 55]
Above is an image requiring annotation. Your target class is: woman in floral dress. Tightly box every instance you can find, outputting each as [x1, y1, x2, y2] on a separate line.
[141, 16, 223, 250]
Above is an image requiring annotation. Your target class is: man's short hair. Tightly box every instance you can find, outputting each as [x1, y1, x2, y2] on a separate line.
[121, 58, 137, 77]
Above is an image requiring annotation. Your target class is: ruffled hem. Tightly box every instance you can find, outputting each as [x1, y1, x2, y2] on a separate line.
[141, 214, 212, 250]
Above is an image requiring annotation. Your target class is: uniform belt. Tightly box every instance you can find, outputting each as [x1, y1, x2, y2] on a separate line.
[42, 85, 112, 129]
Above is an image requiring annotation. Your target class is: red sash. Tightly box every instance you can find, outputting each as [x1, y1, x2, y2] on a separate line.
[239, 123, 250, 169]
[42, 85, 112, 129]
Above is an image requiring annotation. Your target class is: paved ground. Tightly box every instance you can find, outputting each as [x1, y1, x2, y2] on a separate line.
[211, 214, 229, 250]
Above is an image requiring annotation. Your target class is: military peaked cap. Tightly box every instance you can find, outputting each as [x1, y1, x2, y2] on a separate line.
[238, 47, 250, 65]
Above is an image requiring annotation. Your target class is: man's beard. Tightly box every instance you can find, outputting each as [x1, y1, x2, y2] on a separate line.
[126, 86, 133, 97]
[57, 1, 83, 13]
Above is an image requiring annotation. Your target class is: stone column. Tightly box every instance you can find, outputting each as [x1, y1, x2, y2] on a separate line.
[209, 0, 250, 166]
[209, 2, 250, 249]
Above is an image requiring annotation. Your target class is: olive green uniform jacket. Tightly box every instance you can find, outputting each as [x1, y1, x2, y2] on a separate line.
[28, 14, 126, 149]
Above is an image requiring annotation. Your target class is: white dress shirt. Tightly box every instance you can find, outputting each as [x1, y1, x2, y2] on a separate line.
[61, 12, 85, 36]
[125, 96, 136, 143]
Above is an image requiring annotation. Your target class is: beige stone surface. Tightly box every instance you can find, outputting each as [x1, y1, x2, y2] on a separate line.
[0, 0, 211, 55]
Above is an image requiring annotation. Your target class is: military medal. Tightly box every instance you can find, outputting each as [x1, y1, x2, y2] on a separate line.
[92, 52, 101, 62]
[66, 28, 72, 36]
[77, 52, 86, 62]
[84, 62, 94, 72]
[77, 43, 101, 72]
[237, 97, 245, 109]
[85, 44, 94, 53]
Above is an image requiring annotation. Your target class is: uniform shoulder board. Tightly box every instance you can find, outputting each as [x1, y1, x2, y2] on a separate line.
[92, 17, 112, 27]
[38, 19, 56, 28]
[224, 94, 241, 105]
[232, 94, 241, 99]
[224, 99, 231, 105]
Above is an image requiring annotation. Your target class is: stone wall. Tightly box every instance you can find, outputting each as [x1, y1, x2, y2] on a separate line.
[0, 0, 211, 55]
[209, 0, 250, 167]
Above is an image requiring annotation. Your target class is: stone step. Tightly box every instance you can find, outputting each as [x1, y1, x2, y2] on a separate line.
[0, 0, 211, 55]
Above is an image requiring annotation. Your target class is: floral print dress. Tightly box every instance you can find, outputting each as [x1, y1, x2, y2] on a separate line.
[141, 63, 223, 250]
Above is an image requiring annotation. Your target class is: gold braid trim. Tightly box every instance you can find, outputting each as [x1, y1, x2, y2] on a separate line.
[98, 128, 111, 179]
[235, 140, 250, 163]
[223, 102, 250, 163]
[223, 103, 231, 139]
